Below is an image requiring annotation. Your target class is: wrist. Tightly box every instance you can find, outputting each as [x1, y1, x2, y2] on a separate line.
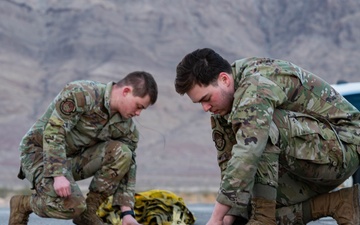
[120, 210, 135, 219]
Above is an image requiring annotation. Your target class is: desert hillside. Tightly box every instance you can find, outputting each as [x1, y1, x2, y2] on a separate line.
[1, 0, 360, 193]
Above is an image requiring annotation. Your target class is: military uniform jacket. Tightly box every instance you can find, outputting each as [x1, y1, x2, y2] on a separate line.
[19, 80, 139, 206]
[213, 57, 360, 207]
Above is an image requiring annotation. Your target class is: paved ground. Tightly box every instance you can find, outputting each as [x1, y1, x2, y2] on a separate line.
[0, 205, 337, 225]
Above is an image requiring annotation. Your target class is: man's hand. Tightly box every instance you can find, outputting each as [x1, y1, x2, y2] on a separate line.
[206, 217, 224, 225]
[122, 214, 142, 225]
[223, 215, 236, 225]
[206, 201, 231, 225]
[120, 205, 142, 225]
[53, 176, 71, 197]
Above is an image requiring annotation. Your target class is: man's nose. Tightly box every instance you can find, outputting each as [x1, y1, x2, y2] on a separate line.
[135, 109, 142, 116]
[201, 102, 211, 112]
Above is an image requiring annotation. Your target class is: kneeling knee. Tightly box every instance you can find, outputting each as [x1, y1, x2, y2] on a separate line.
[106, 141, 133, 165]
[62, 196, 86, 219]
[120, 148, 133, 163]
[56, 195, 86, 219]
[37, 196, 86, 219]
[70, 200, 86, 218]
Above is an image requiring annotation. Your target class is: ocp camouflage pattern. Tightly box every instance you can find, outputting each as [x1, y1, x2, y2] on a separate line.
[211, 58, 360, 220]
[19, 80, 139, 216]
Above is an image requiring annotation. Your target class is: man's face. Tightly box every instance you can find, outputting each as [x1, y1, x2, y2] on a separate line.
[116, 89, 151, 119]
[186, 76, 234, 116]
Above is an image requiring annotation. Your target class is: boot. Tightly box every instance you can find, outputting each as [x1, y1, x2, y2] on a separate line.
[247, 197, 276, 225]
[73, 191, 108, 225]
[8, 195, 32, 225]
[276, 203, 305, 225]
[310, 184, 360, 225]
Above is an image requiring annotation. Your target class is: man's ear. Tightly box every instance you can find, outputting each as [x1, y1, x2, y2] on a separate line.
[122, 86, 132, 96]
[218, 72, 231, 86]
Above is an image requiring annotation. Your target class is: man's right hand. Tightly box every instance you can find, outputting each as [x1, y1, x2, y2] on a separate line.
[53, 176, 71, 198]
[206, 201, 231, 225]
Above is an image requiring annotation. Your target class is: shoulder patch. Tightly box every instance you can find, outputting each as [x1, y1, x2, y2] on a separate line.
[59, 99, 76, 115]
[212, 130, 225, 151]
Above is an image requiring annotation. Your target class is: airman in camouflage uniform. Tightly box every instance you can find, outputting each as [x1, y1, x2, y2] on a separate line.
[175, 48, 360, 225]
[9, 71, 158, 225]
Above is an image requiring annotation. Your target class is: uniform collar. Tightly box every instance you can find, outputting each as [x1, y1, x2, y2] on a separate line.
[231, 60, 244, 90]
[104, 81, 115, 115]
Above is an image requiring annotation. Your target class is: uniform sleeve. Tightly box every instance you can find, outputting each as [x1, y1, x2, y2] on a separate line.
[114, 154, 137, 208]
[113, 124, 139, 207]
[42, 88, 86, 177]
[216, 74, 287, 207]
[211, 115, 236, 176]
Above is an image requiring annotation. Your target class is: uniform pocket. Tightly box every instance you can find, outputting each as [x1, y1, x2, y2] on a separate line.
[287, 112, 331, 164]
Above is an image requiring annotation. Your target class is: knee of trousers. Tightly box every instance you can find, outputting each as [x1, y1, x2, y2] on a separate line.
[104, 140, 133, 168]
[70, 197, 86, 218]
[32, 194, 86, 219]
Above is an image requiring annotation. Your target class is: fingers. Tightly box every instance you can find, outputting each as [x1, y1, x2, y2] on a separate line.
[53, 176, 72, 198]
[55, 185, 71, 197]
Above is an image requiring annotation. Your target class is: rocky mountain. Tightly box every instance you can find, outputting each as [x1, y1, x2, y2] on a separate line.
[1, 0, 360, 192]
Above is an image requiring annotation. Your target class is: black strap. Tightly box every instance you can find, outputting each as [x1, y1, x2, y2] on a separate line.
[120, 210, 135, 219]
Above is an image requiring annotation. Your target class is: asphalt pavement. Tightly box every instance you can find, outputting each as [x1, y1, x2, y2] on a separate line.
[0, 204, 337, 225]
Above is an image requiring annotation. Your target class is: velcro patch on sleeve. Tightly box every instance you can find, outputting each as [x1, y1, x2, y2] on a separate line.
[74, 92, 86, 107]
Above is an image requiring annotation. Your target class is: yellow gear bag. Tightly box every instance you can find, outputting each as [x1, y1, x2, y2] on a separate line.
[97, 189, 196, 225]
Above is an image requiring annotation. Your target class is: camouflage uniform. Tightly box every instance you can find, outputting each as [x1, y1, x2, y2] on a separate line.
[18, 80, 139, 219]
[211, 58, 360, 222]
